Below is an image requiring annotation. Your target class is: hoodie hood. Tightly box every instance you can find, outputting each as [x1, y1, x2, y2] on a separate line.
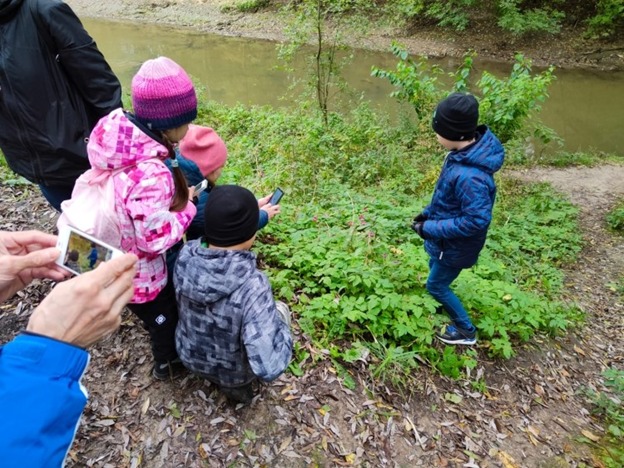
[448, 125, 504, 175]
[175, 239, 257, 304]
[87, 108, 169, 171]
[0, 0, 23, 20]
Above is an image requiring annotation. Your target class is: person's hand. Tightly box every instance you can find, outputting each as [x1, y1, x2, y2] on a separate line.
[27, 253, 138, 348]
[413, 212, 428, 223]
[0, 230, 69, 303]
[411, 221, 427, 239]
[257, 194, 272, 208]
[188, 185, 196, 200]
[261, 204, 281, 220]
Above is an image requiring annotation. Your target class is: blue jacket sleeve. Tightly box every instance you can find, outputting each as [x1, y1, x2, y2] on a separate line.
[0, 333, 90, 467]
[258, 209, 269, 230]
[423, 172, 493, 240]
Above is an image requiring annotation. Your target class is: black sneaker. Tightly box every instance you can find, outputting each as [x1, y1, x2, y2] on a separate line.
[436, 325, 477, 345]
[220, 383, 255, 404]
[152, 358, 186, 380]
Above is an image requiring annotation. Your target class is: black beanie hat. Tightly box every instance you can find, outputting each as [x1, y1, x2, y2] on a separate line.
[204, 185, 259, 247]
[432, 92, 479, 141]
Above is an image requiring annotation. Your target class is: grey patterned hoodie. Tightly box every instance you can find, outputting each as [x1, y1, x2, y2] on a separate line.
[174, 239, 292, 387]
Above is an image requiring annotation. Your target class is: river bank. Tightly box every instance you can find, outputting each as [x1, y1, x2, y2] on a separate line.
[66, 0, 624, 71]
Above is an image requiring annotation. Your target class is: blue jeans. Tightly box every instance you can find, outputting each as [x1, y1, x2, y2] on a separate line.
[426, 258, 474, 331]
[38, 184, 75, 212]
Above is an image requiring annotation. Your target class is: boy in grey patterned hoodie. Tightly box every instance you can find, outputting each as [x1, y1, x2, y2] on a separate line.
[174, 185, 293, 403]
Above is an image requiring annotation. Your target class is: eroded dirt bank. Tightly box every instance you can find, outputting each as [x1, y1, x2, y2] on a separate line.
[65, 0, 624, 71]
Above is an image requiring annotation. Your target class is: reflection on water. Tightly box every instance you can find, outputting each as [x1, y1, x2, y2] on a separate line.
[84, 19, 624, 155]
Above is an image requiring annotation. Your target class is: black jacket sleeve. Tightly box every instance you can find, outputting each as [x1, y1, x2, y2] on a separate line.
[38, 0, 122, 121]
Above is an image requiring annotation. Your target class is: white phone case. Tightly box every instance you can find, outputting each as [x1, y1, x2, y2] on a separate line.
[55, 225, 124, 275]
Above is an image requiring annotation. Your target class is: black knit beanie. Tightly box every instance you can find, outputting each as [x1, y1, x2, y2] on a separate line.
[432, 92, 479, 141]
[204, 185, 259, 247]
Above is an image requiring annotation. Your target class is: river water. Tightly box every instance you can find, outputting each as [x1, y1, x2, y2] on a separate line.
[84, 19, 624, 155]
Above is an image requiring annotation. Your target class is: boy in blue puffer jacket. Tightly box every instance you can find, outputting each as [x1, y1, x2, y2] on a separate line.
[411, 92, 505, 345]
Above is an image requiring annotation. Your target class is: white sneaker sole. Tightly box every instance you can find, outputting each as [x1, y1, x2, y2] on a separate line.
[436, 336, 476, 345]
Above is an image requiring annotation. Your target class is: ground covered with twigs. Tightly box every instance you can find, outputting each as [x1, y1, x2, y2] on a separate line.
[0, 164, 622, 467]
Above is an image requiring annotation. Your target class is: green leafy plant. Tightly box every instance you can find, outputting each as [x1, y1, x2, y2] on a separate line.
[581, 368, 624, 466]
[606, 199, 624, 233]
[586, 0, 624, 39]
[193, 89, 582, 383]
[497, 0, 564, 36]
[477, 54, 556, 143]
[373, 49, 557, 145]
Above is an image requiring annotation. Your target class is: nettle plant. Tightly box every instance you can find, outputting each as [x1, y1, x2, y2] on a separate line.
[257, 181, 582, 377]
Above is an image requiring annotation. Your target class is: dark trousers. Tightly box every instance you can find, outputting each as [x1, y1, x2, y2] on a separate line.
[38, 184, 75, 212]
[127, 280, 179, 362]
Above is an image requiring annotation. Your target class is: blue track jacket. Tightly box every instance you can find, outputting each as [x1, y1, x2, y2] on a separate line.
[421, 125, 505, 268]
[0, 333, 90, 467]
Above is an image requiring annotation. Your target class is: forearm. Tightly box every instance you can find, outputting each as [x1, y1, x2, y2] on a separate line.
[0, 333, 89, 467]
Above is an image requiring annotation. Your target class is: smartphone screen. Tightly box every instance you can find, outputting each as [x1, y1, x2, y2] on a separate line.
[194, 179, 208, 196]
[269, 187, 284, 205]
[56, 226, 122, 275]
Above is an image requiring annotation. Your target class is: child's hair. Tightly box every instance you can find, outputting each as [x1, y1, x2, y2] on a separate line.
[432, 92, 479, 141]
[131, 56, 198, 211]
[162, 137, 190, 211]
[68, 250, 79, 262]
[203, 185, 259, 247]
[179, 125, 228, 180]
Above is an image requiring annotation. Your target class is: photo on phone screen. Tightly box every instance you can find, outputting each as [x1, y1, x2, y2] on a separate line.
[269, 187, 284, 205]
[194, 179, 208, 197]
[56, 226, 123, 275]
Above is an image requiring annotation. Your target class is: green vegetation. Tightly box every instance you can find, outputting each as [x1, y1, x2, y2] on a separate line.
[194, 69, 585, 382]
[373, 48, 557, 147]
[581, 368, 624, 467]
[0, 43, 597, 386]
[229, 0, 624, 40]
[586, 0, 624, 39]
[221, 0, 270, 14]
[606, 199, 624, 233]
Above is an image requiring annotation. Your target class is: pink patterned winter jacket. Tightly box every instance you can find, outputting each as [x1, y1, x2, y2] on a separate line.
[88, 108, 196, 303]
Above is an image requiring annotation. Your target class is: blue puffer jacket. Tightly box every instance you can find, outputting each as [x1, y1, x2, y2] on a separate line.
[421, 125, 504, 269]
[0, 333, 90, 467]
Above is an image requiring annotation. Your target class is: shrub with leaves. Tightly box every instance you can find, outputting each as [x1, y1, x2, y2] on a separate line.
[373, 49, 557, 145]
[606, 199, 624, 233]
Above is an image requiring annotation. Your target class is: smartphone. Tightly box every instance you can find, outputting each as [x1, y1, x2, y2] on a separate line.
[269, 187, 284, 205]
[193, 179, 208, 197]
[55, 225, 124, 276]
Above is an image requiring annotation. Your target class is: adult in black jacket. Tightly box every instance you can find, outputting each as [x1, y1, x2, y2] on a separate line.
[0, 0, 121, 210]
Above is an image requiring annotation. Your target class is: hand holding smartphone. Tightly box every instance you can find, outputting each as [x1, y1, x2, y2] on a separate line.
[269, 187, 284, 205]
[55, 226, 124, 276]
[193, 179, 208, 197]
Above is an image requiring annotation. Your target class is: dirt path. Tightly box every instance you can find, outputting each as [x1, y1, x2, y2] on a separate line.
[0, 164, 622, 467]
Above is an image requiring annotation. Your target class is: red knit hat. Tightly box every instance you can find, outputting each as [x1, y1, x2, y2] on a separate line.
[179, 125, 228, 176]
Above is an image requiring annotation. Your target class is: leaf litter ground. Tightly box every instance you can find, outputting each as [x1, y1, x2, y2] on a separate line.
[0, 164, 622, 467]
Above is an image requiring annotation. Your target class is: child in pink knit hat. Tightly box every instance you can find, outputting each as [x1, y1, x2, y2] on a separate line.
[63, 56, 199, 381]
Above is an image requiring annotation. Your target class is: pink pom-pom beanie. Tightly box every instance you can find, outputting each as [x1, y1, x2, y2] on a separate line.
[131, 57, 197, 131]
[179, 125, 228, 176]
